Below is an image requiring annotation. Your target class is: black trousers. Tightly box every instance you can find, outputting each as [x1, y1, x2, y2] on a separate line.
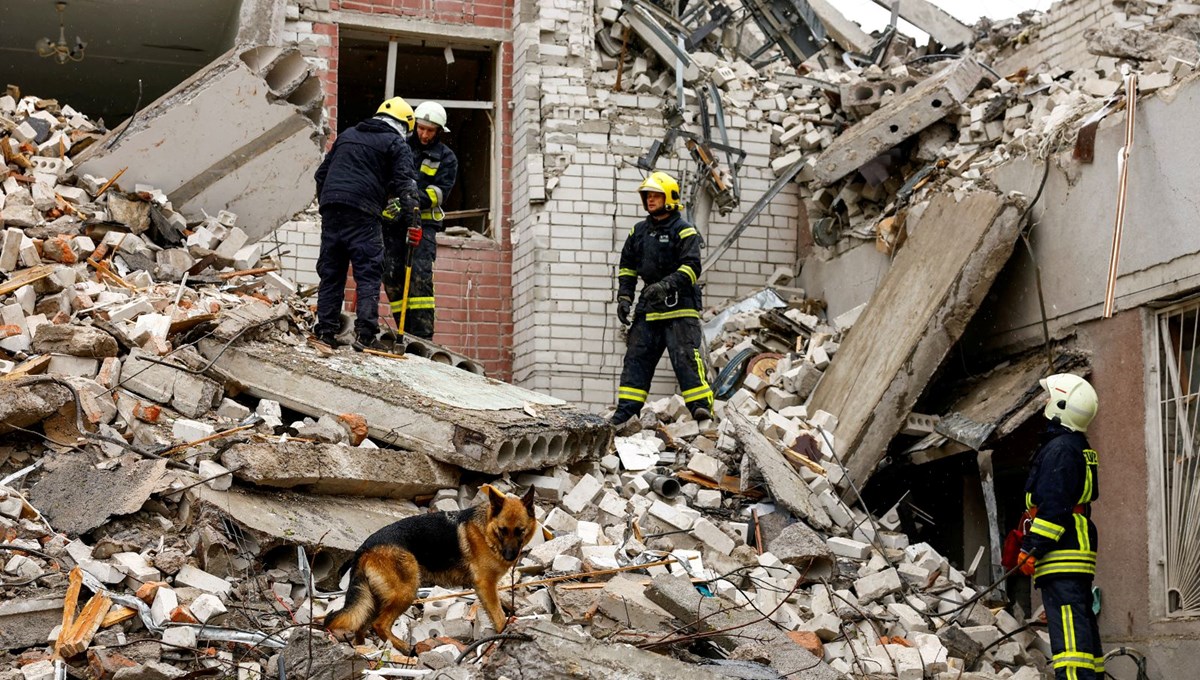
[316, 205, 383, 339]
[615, 314, 713, 421]
[383, 223, 437, 340]
[1041, 576, 1103, 679]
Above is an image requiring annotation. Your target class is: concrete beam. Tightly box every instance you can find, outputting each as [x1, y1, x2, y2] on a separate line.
[0, 597, 63, 650]
[809, 0, 875, 55]
[221, 441, 460, 499]
[190, 485, 416, 554]
[75, 46, 324, 243]
[199, 339, 612, 474]
[869, 0, 974, 48]
[813, 57, 987, 186]
[808, 190, 1023, 487]
[726, 410, 832, 531]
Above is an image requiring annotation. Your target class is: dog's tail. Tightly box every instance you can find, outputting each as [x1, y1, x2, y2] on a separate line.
[324, 562, 375, 636]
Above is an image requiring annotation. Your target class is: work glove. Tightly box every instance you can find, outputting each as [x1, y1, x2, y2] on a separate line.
[617, 297, 632, 326]
[641, 279, 673, 305]
[407, 223, 423, 247]
[1017, 551, 1036, 577]
[382, 198, 404, 222]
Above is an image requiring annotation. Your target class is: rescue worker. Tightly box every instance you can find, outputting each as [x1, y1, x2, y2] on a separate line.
[1018, 373, 1103, 680]
[314, 97, 419, 349]
[383, 101, 458, 339]
[611, 171, 713, 427]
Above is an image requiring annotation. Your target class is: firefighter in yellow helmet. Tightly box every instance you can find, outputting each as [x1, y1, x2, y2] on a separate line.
[1017, 374, 1103, 680]
[611, 171, 713, 427]
[313, 96, 419, 350]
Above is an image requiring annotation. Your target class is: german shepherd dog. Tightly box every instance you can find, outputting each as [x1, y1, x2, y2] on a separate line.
[325, 485, 536, 651]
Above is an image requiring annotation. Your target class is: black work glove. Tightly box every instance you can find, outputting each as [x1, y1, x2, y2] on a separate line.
[641, 279, 672, 305]
[617, 297, 632, 326]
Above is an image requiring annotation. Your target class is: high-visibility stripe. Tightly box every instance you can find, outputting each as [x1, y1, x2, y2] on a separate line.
[679, 227, 698, 239]
[1026, 492, 1033, 509]
[678, 265, 697, 284]
[618, 386, 648, 403]
[681, 385, 712, 403]
[1094, 659, 1105, 674]
[1075, 514, 1090, 551]
[1054, 653, 1096, 668]
[1063, 605, 1079, 680]
[389, 300, 406, 312]
[420, 161, 440, 176]
[693, 349, 713, 408]
[1035, 549, 1097, 577]
[426, 186, 443, 208]
[1031, 517, 1066, 541]
[619, 268, 638, 278]
[406, 297, 435, 310]
[645, 308, 700, 321]
[1081, 449, 1098, 502]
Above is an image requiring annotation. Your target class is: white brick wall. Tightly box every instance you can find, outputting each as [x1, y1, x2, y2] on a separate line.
[994, 0, 1118, 75]
[510, 0, 800, 411]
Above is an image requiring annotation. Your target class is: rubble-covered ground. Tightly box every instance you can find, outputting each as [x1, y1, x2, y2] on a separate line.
[3, 1, 1195, 678]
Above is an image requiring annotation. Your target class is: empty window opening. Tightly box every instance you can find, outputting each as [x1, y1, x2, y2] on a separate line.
[338, 33, 497, 238]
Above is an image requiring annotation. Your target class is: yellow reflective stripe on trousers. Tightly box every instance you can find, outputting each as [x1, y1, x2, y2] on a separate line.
[692, 349, 713, 407]
[619, 268, 638, 278]
[645, 309, 700, 321]
[1061, 605, 1080, 680]
[678, 265, 697, 284]
[406, 297, 435, 310]
[681, 385, 712, 403]
[1031, 517, 1066, 541]
[618, 386, 648, 402]
[389, 300, 406, 312]
[678, 227, 697, 238]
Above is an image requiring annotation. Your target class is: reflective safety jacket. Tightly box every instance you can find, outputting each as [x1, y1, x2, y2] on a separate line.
[408, 136, 458, 226]
[1022, 422, 1100, 582]
[617, 211, 703, 321]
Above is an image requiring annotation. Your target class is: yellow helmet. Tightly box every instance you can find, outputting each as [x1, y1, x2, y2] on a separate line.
[376, 97, 416, 132]
[639, 171, 682, 212]
[1040, 373, 1098, 433]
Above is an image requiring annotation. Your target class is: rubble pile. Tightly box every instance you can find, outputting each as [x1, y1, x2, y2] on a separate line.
[591, 0, 1196, 251]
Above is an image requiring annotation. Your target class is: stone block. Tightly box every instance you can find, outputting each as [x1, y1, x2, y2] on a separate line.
[853, 567, 902, 603]
[686, 451, 724, 481]
[692, 518, 735, 555]
[562, 473, 604, 513]
[175, 564, 232, 596]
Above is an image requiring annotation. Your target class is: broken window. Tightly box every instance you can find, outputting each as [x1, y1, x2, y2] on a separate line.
[1156, 301, 1200, 615]
[338, 33, 498, 237]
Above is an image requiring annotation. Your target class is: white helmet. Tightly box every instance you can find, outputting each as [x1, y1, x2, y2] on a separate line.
[414, 101, 450, 133]
[1040, 373, 1098, 433]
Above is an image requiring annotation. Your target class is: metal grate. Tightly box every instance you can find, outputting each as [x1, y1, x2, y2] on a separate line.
[1157, 303, 1200, 614]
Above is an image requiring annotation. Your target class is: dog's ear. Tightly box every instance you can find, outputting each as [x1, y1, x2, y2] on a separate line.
[485, 485, 507, 517]
[521, 486, 536, 515]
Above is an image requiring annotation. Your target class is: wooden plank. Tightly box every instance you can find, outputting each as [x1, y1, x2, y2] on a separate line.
[977, 450, 1005, 598]
[809, 191, 1022, 487]
[869, 0, 974, 47]
[675, 471, 765, 499]
[54, 566, 83, 658]
[58, 593, 113, 657]
[0, 265, 56, 296]
[1, 354, 52, 381]
[726, 410, 832, 531]
[100, 606, 138, 628]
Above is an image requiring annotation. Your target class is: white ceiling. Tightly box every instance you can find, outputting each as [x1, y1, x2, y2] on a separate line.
[0, 0, 242, 126]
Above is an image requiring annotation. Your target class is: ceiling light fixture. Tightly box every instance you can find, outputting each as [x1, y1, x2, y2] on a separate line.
[35, 2, 86, 65]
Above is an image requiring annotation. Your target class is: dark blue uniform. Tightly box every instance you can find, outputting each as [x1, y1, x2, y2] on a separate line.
[314, 117, 417, 341]
[613, 210, 712, 422]
[1022, 422, 1103, 679]
[383, 136, 458, 339]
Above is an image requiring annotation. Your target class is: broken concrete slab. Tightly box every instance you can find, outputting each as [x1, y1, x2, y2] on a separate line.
[0, 596, 62, 650]
[0, 377, 71, 435]
[1085, 26, 1200, 65]
[199, 339, 611, 474]
[727, 410, 831, 531]
[869, 0, 974, 48]
[74, 46, 324, 243]
[27, 455, 169, 536]
[32, 324, 119, 358]
[189, 485, 416, 554]
[814, 58, 988, 186]
[809, 190, 1023, 487]
[645, 574, 845, 679]
[596, 573, 676, 632]
[275, 628, 362, 680]
[220, 440, 460, 499]
[767, 520, 835, 579]
[482, 618, 727, 679]
[808, 0, 876, 55]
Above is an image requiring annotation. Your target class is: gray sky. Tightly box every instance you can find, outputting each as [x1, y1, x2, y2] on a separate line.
[838, 0, 1053, 40]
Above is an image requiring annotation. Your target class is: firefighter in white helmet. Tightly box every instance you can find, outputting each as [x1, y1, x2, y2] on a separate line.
[1017, 373, 1103, 679]
[382, 101, 458, 339]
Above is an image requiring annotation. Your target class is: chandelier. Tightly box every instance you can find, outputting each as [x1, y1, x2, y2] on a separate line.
[35, 2, 86, 64]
